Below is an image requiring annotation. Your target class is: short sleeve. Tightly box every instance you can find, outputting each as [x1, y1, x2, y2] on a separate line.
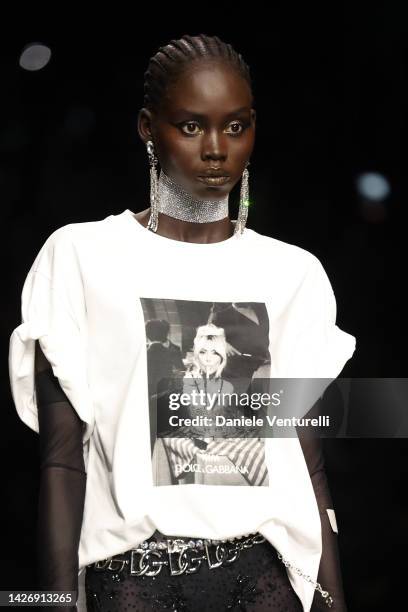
[270, 255, 356, 379]
[8, 226, 95, 444]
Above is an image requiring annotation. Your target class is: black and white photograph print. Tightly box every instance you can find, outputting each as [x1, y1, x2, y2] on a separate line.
[139, 297, 272, 487]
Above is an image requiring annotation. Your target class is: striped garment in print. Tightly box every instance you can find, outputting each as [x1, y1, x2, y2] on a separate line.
[162, 436, 268, 486]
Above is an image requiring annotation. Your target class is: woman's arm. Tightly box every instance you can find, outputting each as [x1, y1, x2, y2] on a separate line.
[35, 340, 86, 612]
[298, 431, 348, 611]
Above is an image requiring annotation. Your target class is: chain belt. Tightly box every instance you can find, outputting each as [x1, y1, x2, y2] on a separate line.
[91, 532, 266, 577]
[89, 532, 333, 607]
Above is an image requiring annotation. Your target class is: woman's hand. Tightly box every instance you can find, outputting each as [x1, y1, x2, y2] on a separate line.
[225, 341, 241, 357]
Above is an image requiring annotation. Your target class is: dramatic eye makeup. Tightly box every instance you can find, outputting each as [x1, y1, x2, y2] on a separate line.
[171, 107, 252, 136]
[178, 120, 249, 136]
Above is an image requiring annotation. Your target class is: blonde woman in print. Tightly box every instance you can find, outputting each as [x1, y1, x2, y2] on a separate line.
[155, 323, 269, 488]
[182, 323, 234, 437]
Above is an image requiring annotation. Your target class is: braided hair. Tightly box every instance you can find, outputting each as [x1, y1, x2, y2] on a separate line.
[143, 34, 253, 114]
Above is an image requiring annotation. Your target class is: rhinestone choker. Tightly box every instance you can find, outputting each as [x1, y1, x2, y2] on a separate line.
[157, 170, 229, 224]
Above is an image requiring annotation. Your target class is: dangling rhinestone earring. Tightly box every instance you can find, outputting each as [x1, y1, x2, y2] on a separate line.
[146, 140, 159, 232]
[234, 161, 250, 236]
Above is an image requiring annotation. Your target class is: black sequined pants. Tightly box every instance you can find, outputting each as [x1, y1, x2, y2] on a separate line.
[85, 538, 303, 612]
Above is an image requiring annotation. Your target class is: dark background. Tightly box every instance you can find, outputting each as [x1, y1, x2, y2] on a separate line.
[1, 5, 407, 610]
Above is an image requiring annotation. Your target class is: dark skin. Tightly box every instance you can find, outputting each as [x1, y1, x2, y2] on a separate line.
[137, 59, 256, 244]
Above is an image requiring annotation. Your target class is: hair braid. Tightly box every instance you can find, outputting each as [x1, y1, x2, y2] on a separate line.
[143, 33, 252, 113]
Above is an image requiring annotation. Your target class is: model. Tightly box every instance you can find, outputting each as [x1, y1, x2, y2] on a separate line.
[9, 33, 356, 611]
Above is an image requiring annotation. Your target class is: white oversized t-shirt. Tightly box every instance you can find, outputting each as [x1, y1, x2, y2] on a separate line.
[8, 209, 356, 612]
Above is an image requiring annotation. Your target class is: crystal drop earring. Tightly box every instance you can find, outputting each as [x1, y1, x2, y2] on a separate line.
[146, 140, 159, 232]
[234, 161, 250, 236]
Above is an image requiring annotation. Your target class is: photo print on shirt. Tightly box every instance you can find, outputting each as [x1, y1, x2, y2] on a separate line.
[140, 298, 272, 487]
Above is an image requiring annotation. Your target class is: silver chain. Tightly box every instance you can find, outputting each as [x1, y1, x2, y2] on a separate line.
[277, 553, 334, 608]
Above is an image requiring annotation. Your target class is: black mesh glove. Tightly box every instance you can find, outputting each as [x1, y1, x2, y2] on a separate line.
[35, 340, 86, 612]
[298, 430, 348, 611]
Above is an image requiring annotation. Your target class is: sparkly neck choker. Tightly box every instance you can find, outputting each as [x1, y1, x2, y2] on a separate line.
[157, 170, 229, 223]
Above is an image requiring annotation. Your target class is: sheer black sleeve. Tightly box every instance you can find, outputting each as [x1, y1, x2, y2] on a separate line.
[298, 431, 348, 611]
[35, 340, 87, 612]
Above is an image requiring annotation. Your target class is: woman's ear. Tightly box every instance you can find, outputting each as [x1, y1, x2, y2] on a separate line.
[137, 108, 154, 144]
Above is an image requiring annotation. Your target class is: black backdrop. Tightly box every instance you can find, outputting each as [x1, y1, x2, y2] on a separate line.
[1, 5, 407, 610]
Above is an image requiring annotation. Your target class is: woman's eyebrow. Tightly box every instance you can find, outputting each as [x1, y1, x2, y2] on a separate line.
[173, 107, 250, 119]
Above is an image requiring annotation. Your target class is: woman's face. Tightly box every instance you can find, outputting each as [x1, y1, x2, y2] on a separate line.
[139, 60, 256, 200]
[197, 347, 222, 374]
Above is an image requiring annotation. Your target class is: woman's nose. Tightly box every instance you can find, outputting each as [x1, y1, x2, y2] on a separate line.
[201, 129, 227, 161]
